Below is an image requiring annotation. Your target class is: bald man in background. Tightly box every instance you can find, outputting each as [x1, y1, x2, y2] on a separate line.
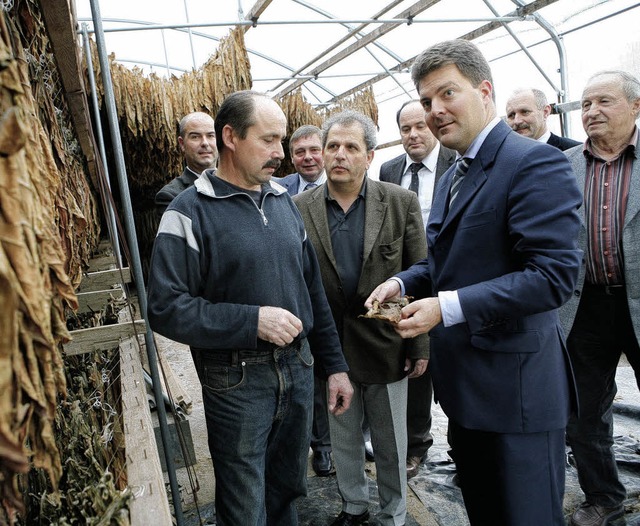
[155, 111, 218, 216]
[505, 87, 581, 151]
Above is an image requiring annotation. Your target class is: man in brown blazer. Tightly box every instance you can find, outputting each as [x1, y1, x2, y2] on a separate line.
[293, 109, 428, 526]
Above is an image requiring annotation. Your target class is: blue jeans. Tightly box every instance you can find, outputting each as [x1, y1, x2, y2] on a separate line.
[199, 339, 314, 526]
[566, 284, 640, 507]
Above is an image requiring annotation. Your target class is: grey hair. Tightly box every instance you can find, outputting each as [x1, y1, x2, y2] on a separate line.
[509, 87, 549, 110]
[322, 110, 377, 151]
[411, 39, 495, 102]
[586, 70, 640, 102]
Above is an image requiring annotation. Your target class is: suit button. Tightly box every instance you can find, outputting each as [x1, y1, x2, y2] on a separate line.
[574, 290, 581, 297]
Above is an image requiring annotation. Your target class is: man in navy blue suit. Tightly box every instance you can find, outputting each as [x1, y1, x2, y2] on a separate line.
[366, 39, 582, 526]
[277, 125, 326, 195]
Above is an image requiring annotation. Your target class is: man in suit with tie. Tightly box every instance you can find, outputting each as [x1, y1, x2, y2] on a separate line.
[294, 109, 428, 526]
[505, 87, 581, 151]
[379, 100, 455, 479]
[560, 70, 640, 526]
[366, 39, 582, 525]
[278, 125, 326, 195]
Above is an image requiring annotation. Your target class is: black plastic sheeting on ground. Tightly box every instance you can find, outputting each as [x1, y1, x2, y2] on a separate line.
[405, 401, 640, 526]
[183, 401, 640, 526]
[297, 473, 421, 526]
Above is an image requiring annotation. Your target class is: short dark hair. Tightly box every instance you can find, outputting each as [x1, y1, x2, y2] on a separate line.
[215, 90, 268, 153]
[395, 100, 421, 127]
[411, 39, 495, 101]
[322, 110, 377, 151]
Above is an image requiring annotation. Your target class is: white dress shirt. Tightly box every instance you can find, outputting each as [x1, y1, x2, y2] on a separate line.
[399, 142, 440, 227]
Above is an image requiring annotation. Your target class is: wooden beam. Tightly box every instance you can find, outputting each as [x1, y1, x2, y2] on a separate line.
[275, 0, 440, 99]
[77, 267, 131, 293]
[268, 0, 405, 95]
[329, 0, 560, 103]
[64, 319, 146, 356]
[241, 0, 274, 33]
[87, 254, 118, 272]
[39, 0, 103, 189]
[76, 288, 125, 313]
[143, 335, 194, 415]
[119, 337, 172, 526]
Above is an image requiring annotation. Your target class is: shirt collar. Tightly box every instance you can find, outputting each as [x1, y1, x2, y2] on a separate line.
[404, 142, 441, 174]
[325, 174, 368, 201]
[459, 116, 501, 161]
[538, 130, 551, 144]
[584, 126, 638, 160]
[298, 170, 326, 191]
[186, 166, 202, 178]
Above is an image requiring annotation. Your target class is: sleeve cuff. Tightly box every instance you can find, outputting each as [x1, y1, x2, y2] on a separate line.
[438, 290, 466, 327]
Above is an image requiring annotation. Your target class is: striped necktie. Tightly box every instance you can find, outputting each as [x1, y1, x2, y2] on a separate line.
[408, 162, 422, 195]
[303, 182, 318, 191]
[449, 157, 470, 206]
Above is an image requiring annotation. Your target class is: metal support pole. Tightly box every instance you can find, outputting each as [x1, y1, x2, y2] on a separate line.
[80, 23, 122, 268]
[87, 1, 184, 524]
[510, 0, 573, 136]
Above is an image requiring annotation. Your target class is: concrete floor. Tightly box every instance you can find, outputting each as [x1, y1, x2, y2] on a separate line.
[153, 335, 640, 525]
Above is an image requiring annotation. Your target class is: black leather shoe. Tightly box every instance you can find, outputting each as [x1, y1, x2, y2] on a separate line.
[406, 455, 422, 479]
[330, 510, 370, 525]
[312, 450, 333, 477]
[570, 502, 624, 526]
[364, 440, 374, 462]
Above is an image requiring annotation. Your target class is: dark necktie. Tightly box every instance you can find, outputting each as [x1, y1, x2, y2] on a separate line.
[408, 162, 422, 195]
[449, 157, 470, 206]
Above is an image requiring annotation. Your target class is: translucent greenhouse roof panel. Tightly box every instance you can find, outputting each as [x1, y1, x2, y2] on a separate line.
[74, 0, 640, 117]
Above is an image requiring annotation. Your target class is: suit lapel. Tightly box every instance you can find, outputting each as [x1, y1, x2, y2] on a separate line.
[391, 157, 405, 185]
[438, 122, 512, 231]
[568, 149, 587, 229]
[434, 147, 456, 187]
[362, 180, 387, 268]
[624, 137, 640, 228]
[428, 162, 454, 242]
[441, 160, 488, 229]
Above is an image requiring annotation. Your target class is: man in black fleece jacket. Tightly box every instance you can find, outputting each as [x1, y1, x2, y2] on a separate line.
[147, 90, 353, 526]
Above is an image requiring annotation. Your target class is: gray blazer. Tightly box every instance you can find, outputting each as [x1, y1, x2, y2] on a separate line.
[559, 137, 640, 346]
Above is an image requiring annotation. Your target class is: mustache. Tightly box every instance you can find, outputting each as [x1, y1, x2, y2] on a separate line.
[263, 159, 282, 170]
[514, 123, 530, 131]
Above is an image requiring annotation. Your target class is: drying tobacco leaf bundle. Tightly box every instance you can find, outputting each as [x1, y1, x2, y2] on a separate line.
[24, 350, 130, 525]
[1, 1, 100, 522]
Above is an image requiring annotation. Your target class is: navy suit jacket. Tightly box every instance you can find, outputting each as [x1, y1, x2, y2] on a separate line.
[547, 132, 582, 151]
[276, 173, 302, 196]
[397, 120, 582, 434]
